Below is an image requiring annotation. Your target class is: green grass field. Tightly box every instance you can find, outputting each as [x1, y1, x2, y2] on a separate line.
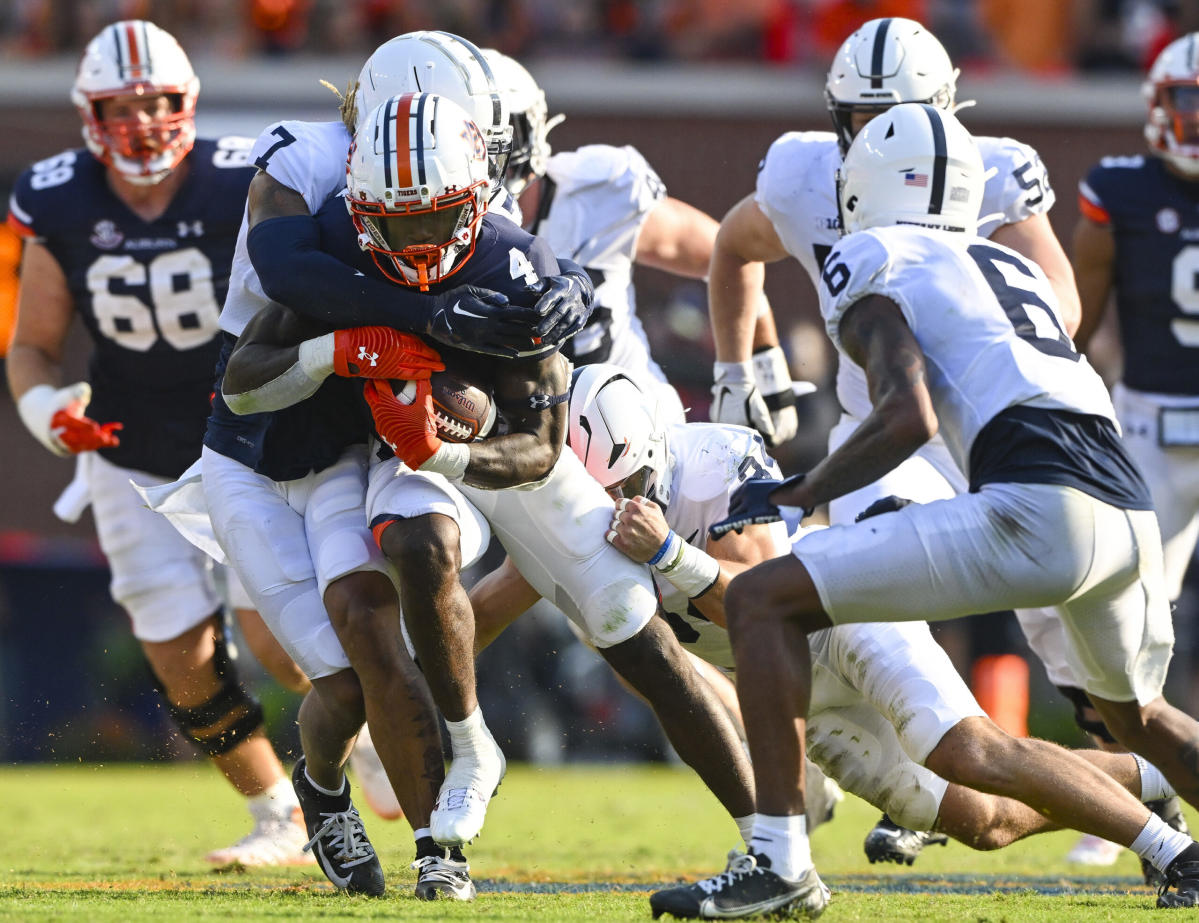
[0, 762, 1181, 921]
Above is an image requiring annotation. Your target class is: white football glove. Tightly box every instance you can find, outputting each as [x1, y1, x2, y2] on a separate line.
[16, 381, 91, 457]
[710, 360, 774, 442]
[752, 346, 799, 447]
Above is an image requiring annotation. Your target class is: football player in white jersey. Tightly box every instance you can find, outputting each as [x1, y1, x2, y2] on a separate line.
[6, 21, 310, 869]
[482, 49, 803, 441]
[652, 104, 1199, 919]
[526, 366, 1190, 921]
[706, 15, 1092, 860]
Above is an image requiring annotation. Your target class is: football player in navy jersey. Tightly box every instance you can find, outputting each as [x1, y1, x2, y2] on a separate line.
[5, 21, 311, 867]
[1053, 32, 1199, 877]
[223, 93, 756, 867]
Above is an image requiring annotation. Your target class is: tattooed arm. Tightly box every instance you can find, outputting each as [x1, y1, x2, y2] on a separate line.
[769, 294, 938, 511]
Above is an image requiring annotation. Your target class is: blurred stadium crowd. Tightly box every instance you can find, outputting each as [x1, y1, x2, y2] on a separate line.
[2, 0, 1197, 73]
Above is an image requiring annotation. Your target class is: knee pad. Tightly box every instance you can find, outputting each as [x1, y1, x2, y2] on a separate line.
[1055, 684, 1118, 744]
[153, 630, 266, 757]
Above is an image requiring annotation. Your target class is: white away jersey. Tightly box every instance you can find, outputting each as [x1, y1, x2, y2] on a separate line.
[755, 130, 1055, 419]
[654, 422, 787, 669]
[818, 226, 1116, 474]
[534, 144, 667, 377]
[220, 119, 351, 336]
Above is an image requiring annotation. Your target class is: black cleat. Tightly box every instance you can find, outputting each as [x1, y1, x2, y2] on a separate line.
[411, 836, 476, 901]
[1158, 844, 1199, 908]
[863, 814, 949, 866]
[1144, 798, 1192, 888]
[649, 850, 828, 920]
[292, 758, 385, 896]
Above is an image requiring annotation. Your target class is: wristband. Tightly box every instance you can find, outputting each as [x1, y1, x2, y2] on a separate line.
[298, 333, 335, 380]
[420, 440, 470, 479]
[647, 529, 681, 567]
[656, 540, 721, 598]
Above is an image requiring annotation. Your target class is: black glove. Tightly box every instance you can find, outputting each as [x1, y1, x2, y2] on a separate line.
[531, 261, 595, 347]
[854, 495, 914, 523]
[426, 285, 547, 359]
[711, 474, 808, 538]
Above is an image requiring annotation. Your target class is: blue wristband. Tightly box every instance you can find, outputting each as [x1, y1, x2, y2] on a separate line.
[647, 530, 678, 567]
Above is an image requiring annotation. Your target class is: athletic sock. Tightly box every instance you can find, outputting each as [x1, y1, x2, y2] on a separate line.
[1133, 754, 1176, 802]
[749, 814, 811, 881]
[1131, 812, 1194, 873]
[735, 814, 756, 848]
[445, 705, 495, 762]
[247, 776, 302, 820]
[304, 766, 348, 799]
[412, 826, 432, 842]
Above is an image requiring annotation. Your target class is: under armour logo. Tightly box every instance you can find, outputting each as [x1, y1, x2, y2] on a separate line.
[357, 346, 379, 367]
[527, 392, 567, 411]
[177, 220, 204, 237]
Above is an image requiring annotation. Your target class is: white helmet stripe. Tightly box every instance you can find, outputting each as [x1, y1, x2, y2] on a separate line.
[869, 18, 893, 89]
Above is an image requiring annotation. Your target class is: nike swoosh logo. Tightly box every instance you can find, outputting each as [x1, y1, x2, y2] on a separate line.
[452, 301, 488, 320]
[315, 842, 352, 889]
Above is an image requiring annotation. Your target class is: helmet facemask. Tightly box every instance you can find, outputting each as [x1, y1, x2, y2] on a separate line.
[1147, 81, 1199, 176]
[349, 186, 485, 289]
[71, 21, 199, 185]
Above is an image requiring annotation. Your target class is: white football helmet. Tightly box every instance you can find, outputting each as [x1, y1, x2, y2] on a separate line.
[837, 103, 983, 235]
[482, 49, 563, 196]
[351, 32, 512, 197]
[346, 93, 490, 289]
[1144, 33, 1199, 177]
[825, 17, 959, 154]
[70, 20, 199, 184]
[568, 364, 672, 506]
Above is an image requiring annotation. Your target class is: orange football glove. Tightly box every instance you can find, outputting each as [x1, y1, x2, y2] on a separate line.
[333, 327, 443, 379]
[50, 409, 122, 453]
[364, 379, 442, 469]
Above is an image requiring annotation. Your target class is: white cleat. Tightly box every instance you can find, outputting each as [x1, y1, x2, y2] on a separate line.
[348, 725, 404, 821]
[430, 737, 506, 846]
[1066, 833, 1123, 866]
[205, 807, 316, 868]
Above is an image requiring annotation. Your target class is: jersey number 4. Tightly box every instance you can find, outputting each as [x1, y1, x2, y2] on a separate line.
[87, 249, 221, 351]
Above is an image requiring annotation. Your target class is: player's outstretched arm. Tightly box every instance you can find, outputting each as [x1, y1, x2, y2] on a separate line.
[796, 294, 938, 511]
[1070, 214, 1116, 351]
[8, 240, 121, 455]
[708, 195, 803, 445]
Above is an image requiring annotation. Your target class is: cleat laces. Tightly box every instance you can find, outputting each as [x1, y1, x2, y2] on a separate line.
[697, 851, 761, 896]
[304, 807, 376, 869]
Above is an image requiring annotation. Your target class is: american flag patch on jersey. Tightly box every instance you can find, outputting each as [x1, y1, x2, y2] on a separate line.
[904, 172, 929, 187]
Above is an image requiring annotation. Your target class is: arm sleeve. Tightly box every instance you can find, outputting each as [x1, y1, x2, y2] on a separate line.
[246, 214, 440, 331]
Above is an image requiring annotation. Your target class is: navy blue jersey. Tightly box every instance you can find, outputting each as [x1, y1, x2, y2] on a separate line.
[205, 199, 560, 481]
[8, 138, 255, 476]
[1080, 155, 1199, 395]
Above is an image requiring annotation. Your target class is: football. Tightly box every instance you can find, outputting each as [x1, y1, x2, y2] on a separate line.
[393, 370, 496, 443]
